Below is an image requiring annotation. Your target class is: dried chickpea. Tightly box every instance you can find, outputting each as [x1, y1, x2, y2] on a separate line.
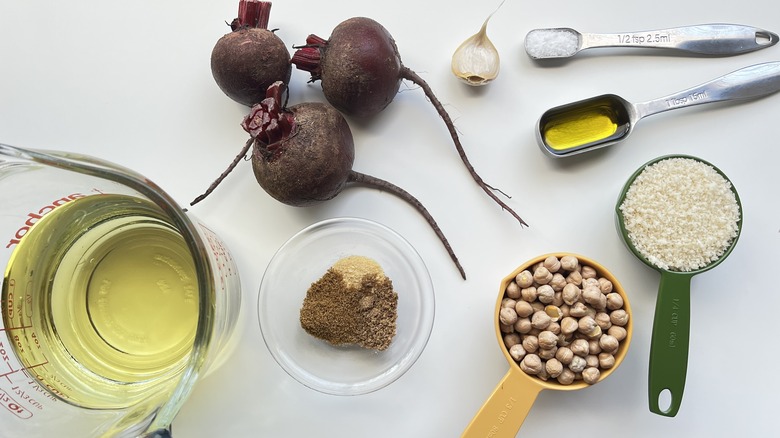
[587, 339, 602, 355]
[509, 344, 526, 362]
[530, 301, 545, 313]
[610, 309, 629, 326]
[550, 273, 567, 292]
[562, 283, 580, 305]
[582, 277, 600, 290]
[515, 300, 534, 318]
[546, 321, 561, 335]
[552, 292, 564, 307]
[546, 358, 564, 378]
[555, 346, 574, 364]
[582, 367, 600, 384]
[557, 368, 576, 385]
[521, 286, 538, 302]
[505, 282, 522, 299]
[537, 285, 555, 304]
[581, 265, 597, 279]
[514, 318, 532, 334]
[538, 347, 558, 360]
[522, 335, 539, 353]
[545, 305, 563, 322]
[569, 355, 587, 373]
[557, 333, 572, 347]
[501, 297, 517, 309]
[516, 270, 534, 288]
[598, 277, 613, 293]
[499, 307, 518, 326]
[577, 315, 598, 335]
[594, 312, 612, 330]
[582, 287, 603, 308]
[599, 334, 619, 354]
[560, 316, 578, 335]
[531, 310, 552, 330]
[598, 352, 615, 369]
[538, 331, 558, 350]
[536, 366, 550, 381]
[570, 338, 589, 357]
[606, 293, 624, 311]
[607, 325, 627, 341]
[585, 354, 599, 368]
[533, 266, 553, 285]
[520, 354, 543, 375]
[503, 333, 521, 349]
[565, 270, 583, 286]
[560, 255, 578, 271]
[499, 323, 514, 334]
[544, 256, 561, 273]
[569, 302, 589, 318]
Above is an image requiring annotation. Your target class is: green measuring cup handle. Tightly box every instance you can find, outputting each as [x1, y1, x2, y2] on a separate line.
[648, 271, 692, 417]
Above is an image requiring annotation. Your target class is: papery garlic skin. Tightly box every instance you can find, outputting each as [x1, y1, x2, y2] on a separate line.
[451, 20, 500, 86]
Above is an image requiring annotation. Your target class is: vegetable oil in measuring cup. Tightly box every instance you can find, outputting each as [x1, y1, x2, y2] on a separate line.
[2, 194, 199, 409]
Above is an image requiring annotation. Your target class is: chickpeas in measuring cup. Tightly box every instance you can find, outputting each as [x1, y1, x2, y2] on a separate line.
[461, 253, 633, 438]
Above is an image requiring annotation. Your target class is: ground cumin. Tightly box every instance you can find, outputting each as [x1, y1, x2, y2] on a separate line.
[300, 256, 398, 351]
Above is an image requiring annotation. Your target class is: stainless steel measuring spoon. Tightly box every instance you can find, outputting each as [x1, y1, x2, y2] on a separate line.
[536, 61, 780, 158]
[615, 155, 742, 417]
[525, 24, 778, 59]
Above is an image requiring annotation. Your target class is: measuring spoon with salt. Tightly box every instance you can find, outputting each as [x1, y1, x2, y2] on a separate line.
[525, 24, 778, 59]
[536, 61, 780, 158]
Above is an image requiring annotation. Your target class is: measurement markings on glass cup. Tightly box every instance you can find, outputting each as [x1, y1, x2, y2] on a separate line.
[618, 33, 671, 44]
[0, 387, 33, 419]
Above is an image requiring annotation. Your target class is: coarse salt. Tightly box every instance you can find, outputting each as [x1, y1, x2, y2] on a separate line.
[619, 157, 740, 272]
[525, 28, 580, 58]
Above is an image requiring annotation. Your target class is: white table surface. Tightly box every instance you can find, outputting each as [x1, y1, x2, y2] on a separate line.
[2, 0, 778, 436]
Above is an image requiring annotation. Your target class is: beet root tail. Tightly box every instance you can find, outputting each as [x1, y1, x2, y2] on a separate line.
[399, 66, 527, 227]
[347, 170, 466, 280]
[191, 137, 254, 206]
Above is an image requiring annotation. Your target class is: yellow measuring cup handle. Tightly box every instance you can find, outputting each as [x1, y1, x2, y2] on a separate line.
[461, 367, 543, 438]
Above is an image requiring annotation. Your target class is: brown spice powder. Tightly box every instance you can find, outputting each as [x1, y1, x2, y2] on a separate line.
[300, 256, 398, 351]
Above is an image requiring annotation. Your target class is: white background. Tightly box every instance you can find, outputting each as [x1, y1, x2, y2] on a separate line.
[1, 0, 778, 436]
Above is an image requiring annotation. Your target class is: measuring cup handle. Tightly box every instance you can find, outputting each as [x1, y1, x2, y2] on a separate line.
[648, 272, 692, 417]
[461, 368, 542, 438]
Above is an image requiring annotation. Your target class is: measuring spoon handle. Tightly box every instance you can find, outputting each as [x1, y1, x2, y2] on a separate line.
[648, 272, 692, 417]
[581, 24, 777, 54]
[633, 61, 780, 119]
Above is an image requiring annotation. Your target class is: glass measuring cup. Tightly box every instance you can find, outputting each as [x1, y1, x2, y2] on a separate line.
[0, 143, 242, 437]
[536, 61, 780, 158]
[615, 155, 742, 417]
[461, 253, 633, 437]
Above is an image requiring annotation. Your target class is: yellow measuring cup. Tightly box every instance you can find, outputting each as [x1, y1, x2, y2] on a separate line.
[461, 253, 633, 437]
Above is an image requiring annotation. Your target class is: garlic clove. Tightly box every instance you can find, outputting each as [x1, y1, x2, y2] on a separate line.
[451, 19, 500, 86]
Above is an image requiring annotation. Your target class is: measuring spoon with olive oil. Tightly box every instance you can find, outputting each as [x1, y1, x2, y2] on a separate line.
[537, 61, 780, 158]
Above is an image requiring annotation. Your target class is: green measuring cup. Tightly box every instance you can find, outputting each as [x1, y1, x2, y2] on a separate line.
[615, 154, 742, 417]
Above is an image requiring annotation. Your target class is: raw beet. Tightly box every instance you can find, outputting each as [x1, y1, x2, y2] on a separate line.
[211, 0, 291, 106]
[252, 101, 354, 206]
[291, 17, 527, 226]
[192, 82, 466, 279]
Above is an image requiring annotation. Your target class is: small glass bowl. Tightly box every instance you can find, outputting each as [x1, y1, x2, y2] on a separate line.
[257, 217, 435, 396]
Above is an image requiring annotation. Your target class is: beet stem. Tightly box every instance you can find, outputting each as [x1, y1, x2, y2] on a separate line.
[190, 137, 254, 206]
[347, 170, 466, 280]
[399, 66, 528, 227]
[237, 0, 272, 29]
